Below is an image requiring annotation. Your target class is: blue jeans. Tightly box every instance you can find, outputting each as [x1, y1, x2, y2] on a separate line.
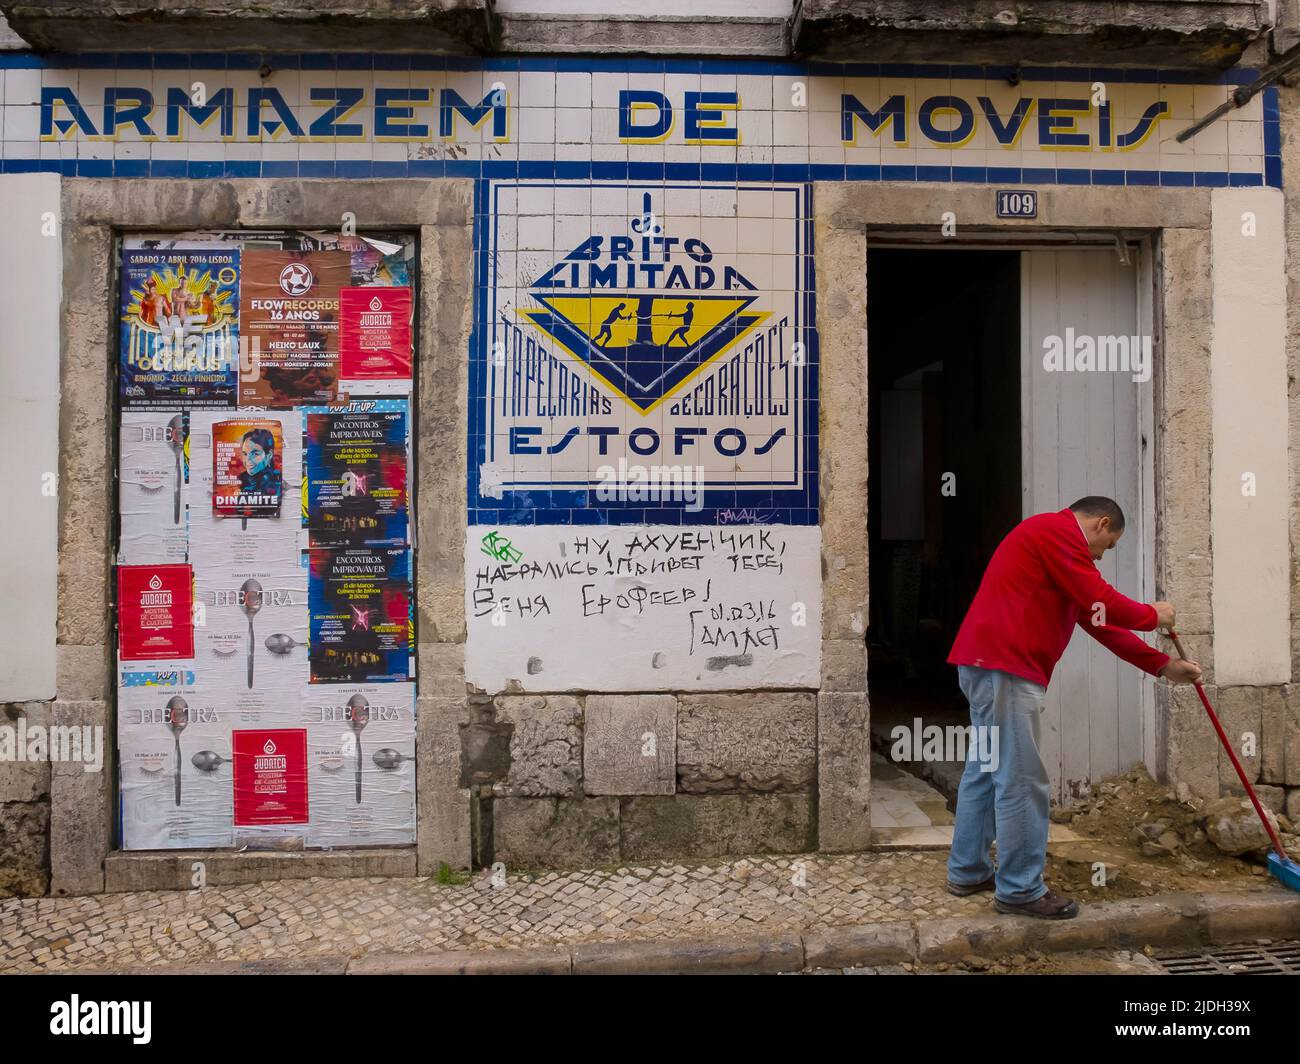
[947, 665, 1051, 904]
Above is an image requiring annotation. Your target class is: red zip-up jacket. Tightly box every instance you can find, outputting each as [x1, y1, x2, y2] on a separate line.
[947, 509, 1169, 686]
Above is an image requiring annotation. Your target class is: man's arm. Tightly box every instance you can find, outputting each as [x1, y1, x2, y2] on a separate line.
[1035, 520, 1157, 630]
[1076, 617, 1170, 676]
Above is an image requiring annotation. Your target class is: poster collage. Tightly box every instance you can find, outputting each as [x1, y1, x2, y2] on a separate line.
[115, 231, 418, 851]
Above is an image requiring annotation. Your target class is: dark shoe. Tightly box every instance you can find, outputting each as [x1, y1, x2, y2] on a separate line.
[947, 876, 996, 897]
[994, 889, 1079, 919]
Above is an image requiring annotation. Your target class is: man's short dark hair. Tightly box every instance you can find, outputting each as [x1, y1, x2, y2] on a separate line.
[1069, 495, 1125, 530]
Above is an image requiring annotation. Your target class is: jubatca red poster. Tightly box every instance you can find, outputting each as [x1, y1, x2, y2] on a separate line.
[117, 563, 195, 660]
[232, 728, 308, 826]
[340, 286, 413, 382]
[239, 249, 350, 406]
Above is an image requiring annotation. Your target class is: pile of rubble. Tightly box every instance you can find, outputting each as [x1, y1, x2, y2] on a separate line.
[1044, 765, 1299, 896]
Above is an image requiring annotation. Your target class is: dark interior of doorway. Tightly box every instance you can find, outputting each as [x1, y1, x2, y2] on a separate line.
[866, 248, 1022, 806]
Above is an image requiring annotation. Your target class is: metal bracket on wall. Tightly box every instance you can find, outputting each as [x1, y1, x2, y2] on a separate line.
[1178, 36, 1300, 142]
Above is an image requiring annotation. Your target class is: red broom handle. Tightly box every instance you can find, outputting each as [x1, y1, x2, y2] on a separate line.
[1166, 630, 1289, 861]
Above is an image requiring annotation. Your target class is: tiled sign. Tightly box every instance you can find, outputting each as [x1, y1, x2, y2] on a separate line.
[471, 180, 816, 525]
[0, 56, 1279, 187]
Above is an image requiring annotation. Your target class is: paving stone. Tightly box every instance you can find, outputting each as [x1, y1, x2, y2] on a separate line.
[0, 848, 1280, 973]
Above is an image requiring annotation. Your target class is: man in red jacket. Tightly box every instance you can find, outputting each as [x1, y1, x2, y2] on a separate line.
[946, 496, 1201, 919]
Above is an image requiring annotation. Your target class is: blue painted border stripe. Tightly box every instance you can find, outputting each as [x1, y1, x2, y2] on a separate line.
[0, 159, 1260, 186]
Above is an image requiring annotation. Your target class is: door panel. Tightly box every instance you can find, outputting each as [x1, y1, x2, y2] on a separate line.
[1020, 249, 1150, 800]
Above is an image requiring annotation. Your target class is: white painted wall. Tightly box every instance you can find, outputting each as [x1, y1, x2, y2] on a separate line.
[1210, 187, 1291, 686]
[0, 173, 61, 701]
[466, 525, 821, 691]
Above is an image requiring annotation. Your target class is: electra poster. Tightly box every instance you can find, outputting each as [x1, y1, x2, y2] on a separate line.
[119, 248, 240, 409]
[303, 404, 409, 548]
[307, 547, 413, 683]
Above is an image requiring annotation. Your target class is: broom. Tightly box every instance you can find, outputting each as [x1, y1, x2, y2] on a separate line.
[1166, 630, 1300, 892]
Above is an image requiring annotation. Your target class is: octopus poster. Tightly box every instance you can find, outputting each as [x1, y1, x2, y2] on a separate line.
[119, 247, 240, 409]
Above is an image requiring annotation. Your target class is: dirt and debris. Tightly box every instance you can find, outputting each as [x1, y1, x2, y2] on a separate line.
[1202, 795, 1283, 855]
[1044, 765, 1298, 899]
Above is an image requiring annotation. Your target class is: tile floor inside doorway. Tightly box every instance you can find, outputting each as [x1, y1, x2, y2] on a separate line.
[869, 753, 1082, 850]
[870, 753, 957, 848]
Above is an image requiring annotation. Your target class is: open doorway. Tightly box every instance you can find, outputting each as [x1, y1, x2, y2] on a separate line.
[866, 248, 1022, 835]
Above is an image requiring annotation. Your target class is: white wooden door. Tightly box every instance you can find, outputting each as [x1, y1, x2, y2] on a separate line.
[1021, 249, 1155, 801]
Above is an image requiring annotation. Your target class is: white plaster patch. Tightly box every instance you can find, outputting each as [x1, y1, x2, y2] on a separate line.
[466, 525, 821, 691]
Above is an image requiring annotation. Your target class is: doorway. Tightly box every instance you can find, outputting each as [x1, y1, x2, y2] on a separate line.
[866, 243, 1154, 841]
[866, 249, 1023, 837]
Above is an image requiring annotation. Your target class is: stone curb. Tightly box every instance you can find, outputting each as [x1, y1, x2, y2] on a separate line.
[572, 932, 803, 975]
[349, 946, 572, 976]
[345, 888, 1300, 974]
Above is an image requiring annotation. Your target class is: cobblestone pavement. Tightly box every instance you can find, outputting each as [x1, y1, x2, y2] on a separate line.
[1, 850, 1272, 973]
[0, 852, 989, 972]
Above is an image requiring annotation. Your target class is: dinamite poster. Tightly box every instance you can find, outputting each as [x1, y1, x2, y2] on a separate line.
[119, 247, 240, 409]
[114, 232, 418, 851]
[211, 416, 286, 521]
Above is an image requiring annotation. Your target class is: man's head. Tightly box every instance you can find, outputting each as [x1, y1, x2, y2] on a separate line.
[1069, 496, 1125, 560]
